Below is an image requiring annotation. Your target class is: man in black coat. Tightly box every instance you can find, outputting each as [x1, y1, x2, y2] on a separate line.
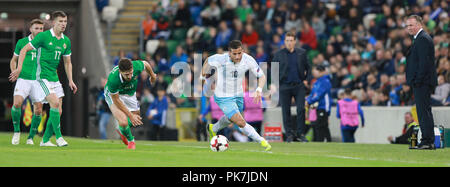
[272, 32, 311, 142]
[405, 15, 438, 150]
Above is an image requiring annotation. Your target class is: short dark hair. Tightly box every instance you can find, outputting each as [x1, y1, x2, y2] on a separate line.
[29, 19, 44, 27]
[118, 58, 133, 71]
[314, 65, 326, 72]
[344, 88, 352, 96]
[285, 31, 297, 39]
[228, 40, 242, 50]
[407, 15, 423, 25]
[51, 11, 67, 20]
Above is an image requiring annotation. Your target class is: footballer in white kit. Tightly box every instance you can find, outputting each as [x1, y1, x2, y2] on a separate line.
[201, 40, 271, 151]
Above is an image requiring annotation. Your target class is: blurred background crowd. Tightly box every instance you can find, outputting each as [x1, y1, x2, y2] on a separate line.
[93, 0, 449, 140]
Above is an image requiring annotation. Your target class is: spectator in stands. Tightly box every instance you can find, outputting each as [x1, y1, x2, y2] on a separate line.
[387, 112, 418, 144]
[173, 0, 191, 29]
[254, 46, 268, 64]
[169, 45, 188, 68]
[142, 13, 156, 51]
[284, 12, 301, 33]
[155, 16, 170, 40]
[251, 1, 267, 24]
[299, 21, 317, 50]
[230, 19, 243, 41]
[113, 50, 126, 66]
[136, 71, 151, 99]
[431, 75, 450, 106]
[200, 0, 221, 27]
[398, 84, 414, 106]
[311, 15, 326, 39]
[241, 24, 259, 48]
[154, 38, 169, 60]
[236, 0, 253, 23]
[221, 2, 236, 24]
[147, 86, 169, 140]
[216, 21, 232, 49]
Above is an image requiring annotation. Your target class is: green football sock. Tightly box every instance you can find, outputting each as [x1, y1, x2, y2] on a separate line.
[27, 114, 42, 139]
[49, 108, 62, 139]
[42, 108, 60, 143]
[11, 106, 21, 133]
[42, 115, 54, 143]
[119, 118, 134, 142]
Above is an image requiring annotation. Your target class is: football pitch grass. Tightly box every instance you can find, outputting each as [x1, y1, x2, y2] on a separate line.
[0, 132, 449, 167]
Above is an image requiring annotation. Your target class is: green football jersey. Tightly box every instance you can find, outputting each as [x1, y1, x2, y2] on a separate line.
[105, 60, 145, 96]
[30, 28, 72, 82]
[14, 35, 38, 80]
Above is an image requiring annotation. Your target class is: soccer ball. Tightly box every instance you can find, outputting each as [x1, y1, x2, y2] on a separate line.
[210, 135, 229, 152]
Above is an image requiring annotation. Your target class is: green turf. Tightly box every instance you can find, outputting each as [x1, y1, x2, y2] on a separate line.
[0, 132, 449, 167]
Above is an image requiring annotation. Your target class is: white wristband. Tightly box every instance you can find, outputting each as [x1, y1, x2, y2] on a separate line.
[255, 87, 263, 93]
[199, 75, 206, 81]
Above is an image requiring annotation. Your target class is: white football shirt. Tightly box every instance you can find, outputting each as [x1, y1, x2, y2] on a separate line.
[207, 52, 264, 97]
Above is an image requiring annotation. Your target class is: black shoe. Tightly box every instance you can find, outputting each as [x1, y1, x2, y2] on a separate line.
[417, 143, 436, 150]
[295, 135, 309, 142]
[286, 135, 294, 143]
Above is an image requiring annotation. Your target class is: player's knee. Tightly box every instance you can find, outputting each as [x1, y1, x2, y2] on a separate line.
[235, 119, 246, 128]
[13, 99, 23, 109]
[34, 108, 42, 116]
[49, 101, 59, 108]
[118, 119, 128, 127]
[13, 102, 22, 109]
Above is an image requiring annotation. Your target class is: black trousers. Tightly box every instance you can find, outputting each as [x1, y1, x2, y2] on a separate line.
[279, 83, 306, 138]
[413, 85, 435, 144]
[312, 109, 331, 142]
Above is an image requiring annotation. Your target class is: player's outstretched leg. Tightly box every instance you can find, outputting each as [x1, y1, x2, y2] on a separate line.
[231, 113, 271, 151]
[118, 118, 135, 149]
[208, 116, 231, 140]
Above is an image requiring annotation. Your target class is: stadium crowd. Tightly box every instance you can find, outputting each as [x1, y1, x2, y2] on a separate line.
[96, 0, 449, 140]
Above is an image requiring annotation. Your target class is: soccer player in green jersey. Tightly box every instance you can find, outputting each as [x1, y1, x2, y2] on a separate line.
[104, 58, 156, 149]
[9, 19, 44, 145]
[10, 11, 77, 147]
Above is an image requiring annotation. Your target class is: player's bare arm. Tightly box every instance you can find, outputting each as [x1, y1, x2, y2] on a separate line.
[111, 93, 142, 126]
[200, 58, 210, 86]
[254, 74, 266, 105]
[9, 55, 18, 73]
[9, 43, 33, 82]
[142, 60, 157, 84]
[63, 55, 77, 94]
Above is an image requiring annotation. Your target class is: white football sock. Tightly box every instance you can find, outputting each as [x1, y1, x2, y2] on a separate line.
[213, 116, 231, 133]
[240, 123, 264, 143]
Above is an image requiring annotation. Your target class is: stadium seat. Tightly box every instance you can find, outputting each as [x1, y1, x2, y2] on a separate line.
[166, 40, 180, 57]
[96, 0, 109, 12]
[146, 39, 160, 55]
[102, 6, 118, 22]
[171, 28, 187, 41]
[109, 0, 124, 10]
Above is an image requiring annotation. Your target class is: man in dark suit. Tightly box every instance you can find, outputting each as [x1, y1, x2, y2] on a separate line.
[405, 15, 438, 150]
[272, 32, 311, 142]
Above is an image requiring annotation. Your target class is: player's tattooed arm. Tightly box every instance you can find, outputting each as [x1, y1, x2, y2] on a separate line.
[111, 93, 142, 126]
[142, 60, 157, 84]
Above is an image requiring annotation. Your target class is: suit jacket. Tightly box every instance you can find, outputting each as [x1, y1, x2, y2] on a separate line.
[406, 30, 437, 88]
[272, 47, 311, 85]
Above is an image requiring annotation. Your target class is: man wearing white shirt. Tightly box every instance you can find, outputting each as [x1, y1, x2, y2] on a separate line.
[200, 40, 271, 151]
